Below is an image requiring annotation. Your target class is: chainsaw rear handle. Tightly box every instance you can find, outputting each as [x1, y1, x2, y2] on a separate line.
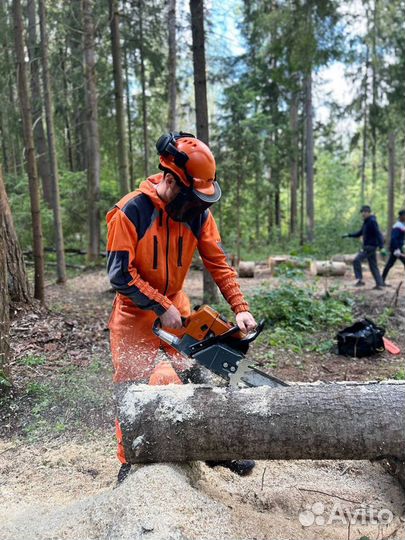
[152, 318, 182, 349]
[239, 319, 265, 344]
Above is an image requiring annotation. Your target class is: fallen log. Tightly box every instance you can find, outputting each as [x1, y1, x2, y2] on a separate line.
[310, 260, 347, 276]
[331, 254, 356, 264]
[268, 256, 289, 270]
[116, 382, 405, 464]
[238, 261, 255, 278]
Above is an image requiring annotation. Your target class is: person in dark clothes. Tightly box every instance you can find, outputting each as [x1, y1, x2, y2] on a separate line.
[343, 205, 385, 289]
[382, 210, 405, 284]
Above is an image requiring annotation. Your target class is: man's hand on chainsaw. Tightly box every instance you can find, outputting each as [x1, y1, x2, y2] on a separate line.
[160, 305, 183, 329]
[236, 311, 257, 334]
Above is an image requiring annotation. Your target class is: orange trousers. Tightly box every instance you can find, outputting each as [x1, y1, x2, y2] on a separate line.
[109, 291, 192, 463]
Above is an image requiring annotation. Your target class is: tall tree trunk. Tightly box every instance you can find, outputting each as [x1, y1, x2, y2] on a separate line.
[124, 44, 135, 190]
[167, 0, 177, 131]
[0, 0, 19, 177]
[0, 202, 11, 394]
[190, 0, 218, 303]
[360, 43, 369, 202]
[81, 0, 101, 262]
[27, 0, 53, 207]
[267, 190, 273, 243]
[290, 91, 298, 236]
[254, 169, 260, 243]
[0, 167, 31, 303]
[0, 112, 8, 173]
[236, 169, 241, 263]
[109, 0, 130, 196]
[38, 0, 66, 284]
[300, 115, 305, 246]
[70, 0, 87, 172]
[60, 49, 74, 171]
[305, 69, 314, 243]
[387, 130, 396, 234]
[137, 0, 149, 178]
[371, 0, 378, 189]
[13, 0, 45, 302]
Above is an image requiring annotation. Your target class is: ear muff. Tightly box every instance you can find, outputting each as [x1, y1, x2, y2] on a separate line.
[156, 132, 196, 170]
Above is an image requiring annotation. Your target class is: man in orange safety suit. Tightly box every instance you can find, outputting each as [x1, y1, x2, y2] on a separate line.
[107, 132, 257, 482]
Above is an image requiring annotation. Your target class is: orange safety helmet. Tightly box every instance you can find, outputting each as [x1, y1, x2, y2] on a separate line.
[156, 132, 218, 197]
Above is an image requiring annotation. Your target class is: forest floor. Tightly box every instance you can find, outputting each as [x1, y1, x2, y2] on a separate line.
[1, 262, 405, 539]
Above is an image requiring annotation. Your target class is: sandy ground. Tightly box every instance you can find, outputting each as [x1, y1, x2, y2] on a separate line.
[1, 436, 404, 540]
[1, 260, 405, 539]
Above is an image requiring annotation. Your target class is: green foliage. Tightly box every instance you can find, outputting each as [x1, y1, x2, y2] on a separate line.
[0, 370, 12, 390]
[250, 284, 353, 331]
[393, 368, 405, 381]
[213, 283, 353, 353]
[274, 262, 306, 280]
[248, 284, 353, 352]
[18, 355, 46, 367]
[26, 382, 49, 396]
[376, 307, 395, 328]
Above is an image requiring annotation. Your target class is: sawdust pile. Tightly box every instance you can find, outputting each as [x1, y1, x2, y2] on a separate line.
[1, 439, 404, 540]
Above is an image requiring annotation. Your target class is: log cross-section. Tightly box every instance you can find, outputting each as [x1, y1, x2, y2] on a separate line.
[116, 382, 405, 464]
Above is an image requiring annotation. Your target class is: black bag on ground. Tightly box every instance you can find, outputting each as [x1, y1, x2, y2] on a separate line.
[336, 319, 385, 358]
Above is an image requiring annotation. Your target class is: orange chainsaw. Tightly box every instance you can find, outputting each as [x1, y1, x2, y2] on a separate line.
[153, 305, 287, 388]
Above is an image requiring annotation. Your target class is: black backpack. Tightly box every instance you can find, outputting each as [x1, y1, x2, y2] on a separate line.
[336, 319, 385, 358]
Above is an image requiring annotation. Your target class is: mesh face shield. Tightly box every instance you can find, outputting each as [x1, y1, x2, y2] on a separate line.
[165, 180, 222, 222]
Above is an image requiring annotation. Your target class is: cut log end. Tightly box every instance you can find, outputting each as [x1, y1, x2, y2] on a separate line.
[238, 261, 255, 278]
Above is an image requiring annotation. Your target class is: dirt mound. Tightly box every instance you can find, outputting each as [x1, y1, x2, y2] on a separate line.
[1, 439, 404, 540]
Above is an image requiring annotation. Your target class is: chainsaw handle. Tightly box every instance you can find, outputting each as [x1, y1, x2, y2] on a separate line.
[152, 317, 187, 334]
[152, 318, 182, 348]
[239, 319, 265, 344]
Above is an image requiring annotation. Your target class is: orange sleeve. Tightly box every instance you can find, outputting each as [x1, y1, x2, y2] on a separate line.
[106, 207, 172, 314]
[197, 211, 250, 314]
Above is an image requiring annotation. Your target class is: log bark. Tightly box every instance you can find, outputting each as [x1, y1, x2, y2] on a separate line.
[310, 261, 347, 276]
[116, 382, 405, 464]
[331, 254, 357, 264]
[0, 198, 11, 393]
[0, 167, 30, 303]
[238, 261, 255, 278]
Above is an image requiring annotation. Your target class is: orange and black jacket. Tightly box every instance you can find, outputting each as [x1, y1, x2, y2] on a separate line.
[106, 173, 249, 316]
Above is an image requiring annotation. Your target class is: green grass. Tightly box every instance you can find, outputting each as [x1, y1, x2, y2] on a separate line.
[18, 355, 46, 367]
